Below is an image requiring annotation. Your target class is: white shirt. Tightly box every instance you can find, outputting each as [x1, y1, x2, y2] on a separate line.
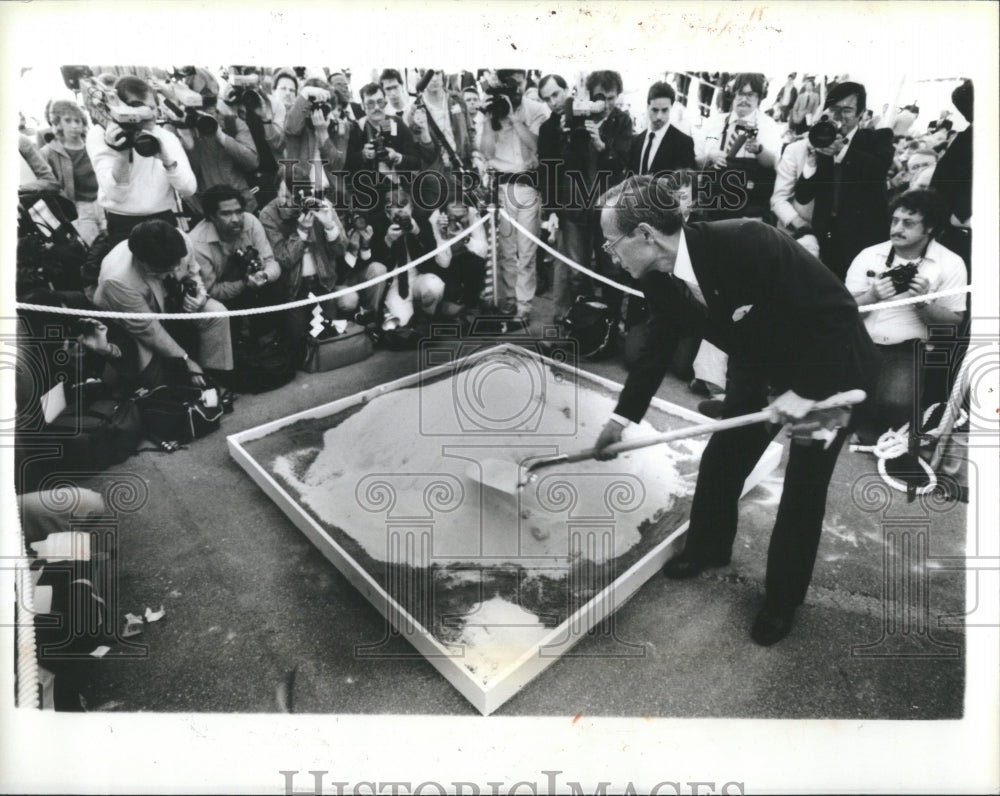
[86, 124, 197, 216]
[845, 239, 967, 345]
[697, 110, 781, 164]
[670, 228, 706, 306]
[611, 230, 703, 427]
[638, 123, 670, 173]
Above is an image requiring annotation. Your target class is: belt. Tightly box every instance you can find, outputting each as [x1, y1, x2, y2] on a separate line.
[496, 170, 537, 185]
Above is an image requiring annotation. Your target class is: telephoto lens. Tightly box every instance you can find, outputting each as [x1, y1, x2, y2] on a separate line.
[808, 119, 839, 149]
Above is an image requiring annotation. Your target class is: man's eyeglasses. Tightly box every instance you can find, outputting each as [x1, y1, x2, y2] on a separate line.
[601, 229, 632, 258]
[736, 90, 759, 99]
[365, 98, 388, 109]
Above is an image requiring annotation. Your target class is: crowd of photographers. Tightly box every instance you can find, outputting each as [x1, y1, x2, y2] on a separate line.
[16, 66, 973, 444]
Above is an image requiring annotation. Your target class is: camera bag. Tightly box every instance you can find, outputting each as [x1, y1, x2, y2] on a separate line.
[560, 295, 616, 360]
[304, 320, 375, 370]
[134, 383, 224, 445]
[16, 381, 143, 492]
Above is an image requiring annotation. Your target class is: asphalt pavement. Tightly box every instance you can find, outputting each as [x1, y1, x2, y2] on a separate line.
[32, 294, 967, 719]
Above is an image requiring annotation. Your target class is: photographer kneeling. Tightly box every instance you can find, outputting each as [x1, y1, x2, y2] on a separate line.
[427, 185, 489, 315]
[260, 173, 387, 364]
[94, 220, 233, 389]
[845, 189, 967, 443]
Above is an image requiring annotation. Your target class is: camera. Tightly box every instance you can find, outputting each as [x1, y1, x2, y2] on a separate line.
[808, 118, 840, 149]
[301, 86, 332, 119]
[163, 85, 219, 137]
[564, 95, 608, 141]
[226, 71, 265, 114]
[346, 211, 369, 233]
[391, 211, 413, 233]
[181, 275, 200, 297]
[235, 246, 265, 276]
[879, 261, 919, 295]
[481, 75, 522, 131]
[108, 104, 162, 157]
[293, 186, 324, 212]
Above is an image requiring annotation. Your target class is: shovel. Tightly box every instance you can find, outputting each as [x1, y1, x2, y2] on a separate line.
[474, 389, 867, 495]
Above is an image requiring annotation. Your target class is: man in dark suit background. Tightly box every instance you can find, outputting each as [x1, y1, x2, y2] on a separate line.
[594, 175, 880, 645]
[628, 82, 696, 176]
[793, 81, 894, 280]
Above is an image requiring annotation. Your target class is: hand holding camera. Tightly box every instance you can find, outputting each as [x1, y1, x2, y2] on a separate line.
[297, 209, 316, 232]
[384, 146, 402, 166]
[362, 142, 377, 161]
[181, 275, 207, 312]
[583, 119, 605, 150]
[313, 201, 338, 234]
[871, 275, 897, 302]
[707, 149, 729, 169]
[907, 273, 931, 302]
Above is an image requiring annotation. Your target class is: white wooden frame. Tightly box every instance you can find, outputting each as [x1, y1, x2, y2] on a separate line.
[227, 343, 782, 714]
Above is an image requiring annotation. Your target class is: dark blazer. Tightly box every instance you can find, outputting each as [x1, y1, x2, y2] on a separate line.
[615, 219, 881, 422]
[930, 126, 972, 224]
[628, 125, 696, 176]
[794, 126, 894, 277]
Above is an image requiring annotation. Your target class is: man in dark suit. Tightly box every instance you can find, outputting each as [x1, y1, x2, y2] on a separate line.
[594, 175, 880, 645]
[628, 82, 696, 176]
[929, 79, 972, 269]
[793, 81, 894, 280]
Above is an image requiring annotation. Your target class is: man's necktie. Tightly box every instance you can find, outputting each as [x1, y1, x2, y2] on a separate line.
[641, 132, 654, 174]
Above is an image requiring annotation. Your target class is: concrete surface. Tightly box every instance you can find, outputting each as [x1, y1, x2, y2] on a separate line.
[31, 294, 967, 718]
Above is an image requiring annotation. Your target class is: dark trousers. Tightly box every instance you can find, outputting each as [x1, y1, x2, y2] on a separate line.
[105, 209, 177, 249]
[442, 252, 487, 307]
[684, 413, 850, 611]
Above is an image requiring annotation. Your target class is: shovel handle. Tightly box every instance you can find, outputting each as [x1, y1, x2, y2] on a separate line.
[528, 389, 867, 470]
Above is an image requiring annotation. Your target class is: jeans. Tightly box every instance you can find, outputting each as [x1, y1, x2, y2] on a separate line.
[496, 181, 540, 315]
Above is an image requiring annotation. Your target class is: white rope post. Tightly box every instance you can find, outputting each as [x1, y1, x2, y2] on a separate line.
[929, 351, 971, 471]
[488, 202, 499, 305]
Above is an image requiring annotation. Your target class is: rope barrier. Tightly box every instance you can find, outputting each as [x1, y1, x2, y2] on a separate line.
[855, 286, 971, 313]
[14, 214, 490, 321]
[14, 204, 974, 323]
[497, 209, 645, 298]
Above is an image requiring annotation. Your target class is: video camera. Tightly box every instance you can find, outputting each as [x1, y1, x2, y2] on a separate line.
[224, 69, 265, 114]
[107, 103, 162, 157]
[563, 95, 608, 141]
[481, 74, 522, 131]
[878, 261, 919, 295]
[163, 84, 219, 137]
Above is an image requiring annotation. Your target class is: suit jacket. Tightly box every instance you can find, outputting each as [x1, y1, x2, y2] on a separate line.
[929, 126, 972, 224]
[794, 127, 894, 276]
[628, 125, 696, 176]
[615, 219, 881, 422]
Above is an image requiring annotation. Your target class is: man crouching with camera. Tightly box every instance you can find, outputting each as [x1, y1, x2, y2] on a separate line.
[94, 220, 233, 389]
[845, 188, 967, 443]
[259, 171, 387, 364]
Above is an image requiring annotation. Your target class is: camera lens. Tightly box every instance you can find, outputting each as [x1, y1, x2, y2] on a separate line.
[196, 113, 219, 137]
[133, 131, 161, 158]
[241, 90, 262, 113]
[808, 119, 838, 149]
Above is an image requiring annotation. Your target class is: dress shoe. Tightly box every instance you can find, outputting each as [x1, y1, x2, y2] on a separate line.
[750, 603, 796, 646]
[662, 552, 731, 580]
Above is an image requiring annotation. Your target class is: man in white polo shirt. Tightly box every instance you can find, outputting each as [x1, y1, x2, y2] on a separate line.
[845, 188, 967, 441]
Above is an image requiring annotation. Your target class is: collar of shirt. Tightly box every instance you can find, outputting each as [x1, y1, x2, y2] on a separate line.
[648, 123, 670, 144]
[670, 228, 706, 306]
[834, 125, 859, 164]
